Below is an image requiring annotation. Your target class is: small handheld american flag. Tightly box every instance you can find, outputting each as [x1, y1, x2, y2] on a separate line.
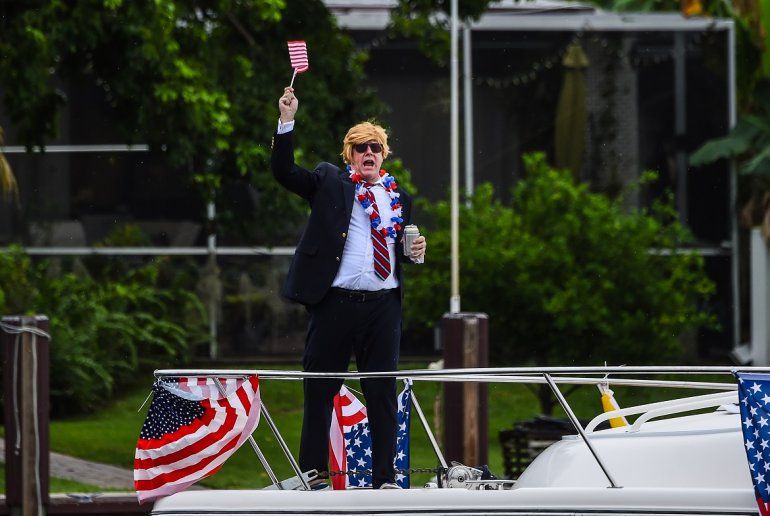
[287, 40, 309, 87]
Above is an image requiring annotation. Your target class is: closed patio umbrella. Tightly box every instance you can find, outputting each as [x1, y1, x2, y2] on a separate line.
[554, 42, 590, 178]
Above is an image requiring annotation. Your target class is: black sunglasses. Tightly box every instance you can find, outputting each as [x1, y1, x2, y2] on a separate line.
[353, 142, 383, 154]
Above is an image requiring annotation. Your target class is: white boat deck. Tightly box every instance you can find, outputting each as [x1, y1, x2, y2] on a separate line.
[517, 410, 749, 489]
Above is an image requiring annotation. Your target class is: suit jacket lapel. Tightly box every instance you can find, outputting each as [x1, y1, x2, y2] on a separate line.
[342, 174, 355, 221]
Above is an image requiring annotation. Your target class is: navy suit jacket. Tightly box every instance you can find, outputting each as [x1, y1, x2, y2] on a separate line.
[271, 130, 413, 306]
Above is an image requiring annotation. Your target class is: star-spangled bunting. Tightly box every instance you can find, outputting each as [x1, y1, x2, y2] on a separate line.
[134, 376, 260, 503]
[736, 372, 770, 515]
[329, 380, 412, 489]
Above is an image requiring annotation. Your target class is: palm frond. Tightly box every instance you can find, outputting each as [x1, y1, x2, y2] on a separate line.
[0, 126, 19, 201]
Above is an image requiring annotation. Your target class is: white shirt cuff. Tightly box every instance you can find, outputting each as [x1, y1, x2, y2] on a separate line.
[277, 119, 295, 134]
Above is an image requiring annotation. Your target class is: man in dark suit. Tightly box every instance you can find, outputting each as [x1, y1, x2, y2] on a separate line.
[271, 86, 426, 489]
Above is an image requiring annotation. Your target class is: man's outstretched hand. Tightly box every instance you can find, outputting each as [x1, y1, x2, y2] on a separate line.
[411, 235, 426, 262]
[279, 87, 298, 123]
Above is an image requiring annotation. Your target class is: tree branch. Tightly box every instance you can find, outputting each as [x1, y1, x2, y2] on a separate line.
[226, 12, 256, 48]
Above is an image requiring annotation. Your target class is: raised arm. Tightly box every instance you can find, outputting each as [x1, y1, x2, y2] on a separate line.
[270, 87, 320, 201]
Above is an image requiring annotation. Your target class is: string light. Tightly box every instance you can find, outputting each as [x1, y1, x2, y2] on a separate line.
[472, 31, 583, 88]
[352, 18, 712, 89]
[473, 29, 710, 89]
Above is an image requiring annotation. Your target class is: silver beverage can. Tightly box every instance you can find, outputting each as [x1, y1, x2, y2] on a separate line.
[403, 224, 423, 263]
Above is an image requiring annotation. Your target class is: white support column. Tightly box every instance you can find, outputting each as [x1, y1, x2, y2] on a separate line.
[751, 228, 770, 366]
[449, 0, 461, 314]
[463, 22, 475, 201]
[673, 33, 688, 226]
[728, 22, 740, 351]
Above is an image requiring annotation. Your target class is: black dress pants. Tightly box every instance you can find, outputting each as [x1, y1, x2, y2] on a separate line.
[299, 288, 401, 488]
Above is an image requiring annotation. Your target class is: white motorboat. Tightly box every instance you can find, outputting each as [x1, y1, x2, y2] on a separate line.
[147, 366, 759, 516]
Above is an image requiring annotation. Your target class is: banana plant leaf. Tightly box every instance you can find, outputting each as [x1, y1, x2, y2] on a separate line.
[741, 145, 770, 176]
[690, 111, 770, 175]
[689, 116, 761, 166]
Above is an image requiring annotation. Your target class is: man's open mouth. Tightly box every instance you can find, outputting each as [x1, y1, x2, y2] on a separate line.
[363, 159, 375, 167]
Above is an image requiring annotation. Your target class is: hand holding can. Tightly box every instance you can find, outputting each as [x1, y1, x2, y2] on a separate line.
[403, 224, 424, 264]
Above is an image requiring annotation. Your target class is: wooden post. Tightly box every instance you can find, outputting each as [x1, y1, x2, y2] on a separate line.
[3, 315, 50, 516]
[442, 312, 488, 466]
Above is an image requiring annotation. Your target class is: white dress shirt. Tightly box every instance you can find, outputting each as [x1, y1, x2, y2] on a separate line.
[277, 119, 295, 134]
[277, 120, 399, 291]
[331, 179, 399, 291]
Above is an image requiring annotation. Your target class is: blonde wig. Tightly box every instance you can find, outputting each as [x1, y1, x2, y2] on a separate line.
[340, 121, 390, 164]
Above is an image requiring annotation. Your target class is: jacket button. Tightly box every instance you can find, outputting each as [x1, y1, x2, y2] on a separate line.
[335, 256, 340, 262]
[341, 232, 347, 238]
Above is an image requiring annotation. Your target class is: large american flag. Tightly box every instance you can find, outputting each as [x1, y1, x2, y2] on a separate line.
[736, 372, 770, 515]
[287, 40, 309, 73]
[134, 376, 260, 503]
[328, 381, 412, 489]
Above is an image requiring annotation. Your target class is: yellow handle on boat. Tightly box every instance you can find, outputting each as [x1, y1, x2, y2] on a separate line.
[599, 384, 629, 428]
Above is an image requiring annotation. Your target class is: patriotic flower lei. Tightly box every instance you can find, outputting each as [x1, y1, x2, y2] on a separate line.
[347, 165, 403, 240]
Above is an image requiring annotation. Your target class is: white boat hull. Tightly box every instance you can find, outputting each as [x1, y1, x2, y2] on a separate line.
[151, 486, 756, 515]
[151, 410, 756, 516]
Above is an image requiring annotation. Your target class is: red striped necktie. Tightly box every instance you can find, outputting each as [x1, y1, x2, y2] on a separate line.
[365, 184, 391, 281]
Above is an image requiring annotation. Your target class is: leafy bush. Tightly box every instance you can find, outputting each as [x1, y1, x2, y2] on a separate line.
[0, 245, 35, 313]
[404, 153, 715, 412]
[0, 245, 206, 414]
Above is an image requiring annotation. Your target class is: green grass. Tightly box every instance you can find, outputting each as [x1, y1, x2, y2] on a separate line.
[48, 388, 150, 470]
[3, 364, 733, 491]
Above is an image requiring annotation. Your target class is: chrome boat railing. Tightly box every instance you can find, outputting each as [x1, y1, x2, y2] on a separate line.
[153, 366, 755, 491]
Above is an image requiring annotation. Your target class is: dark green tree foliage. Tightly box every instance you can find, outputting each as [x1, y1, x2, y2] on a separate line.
[389, 0, 490, 62]
[0, 0, 382, 237]
[404, 154, 715, 412]
[0, 246, 207, 414]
